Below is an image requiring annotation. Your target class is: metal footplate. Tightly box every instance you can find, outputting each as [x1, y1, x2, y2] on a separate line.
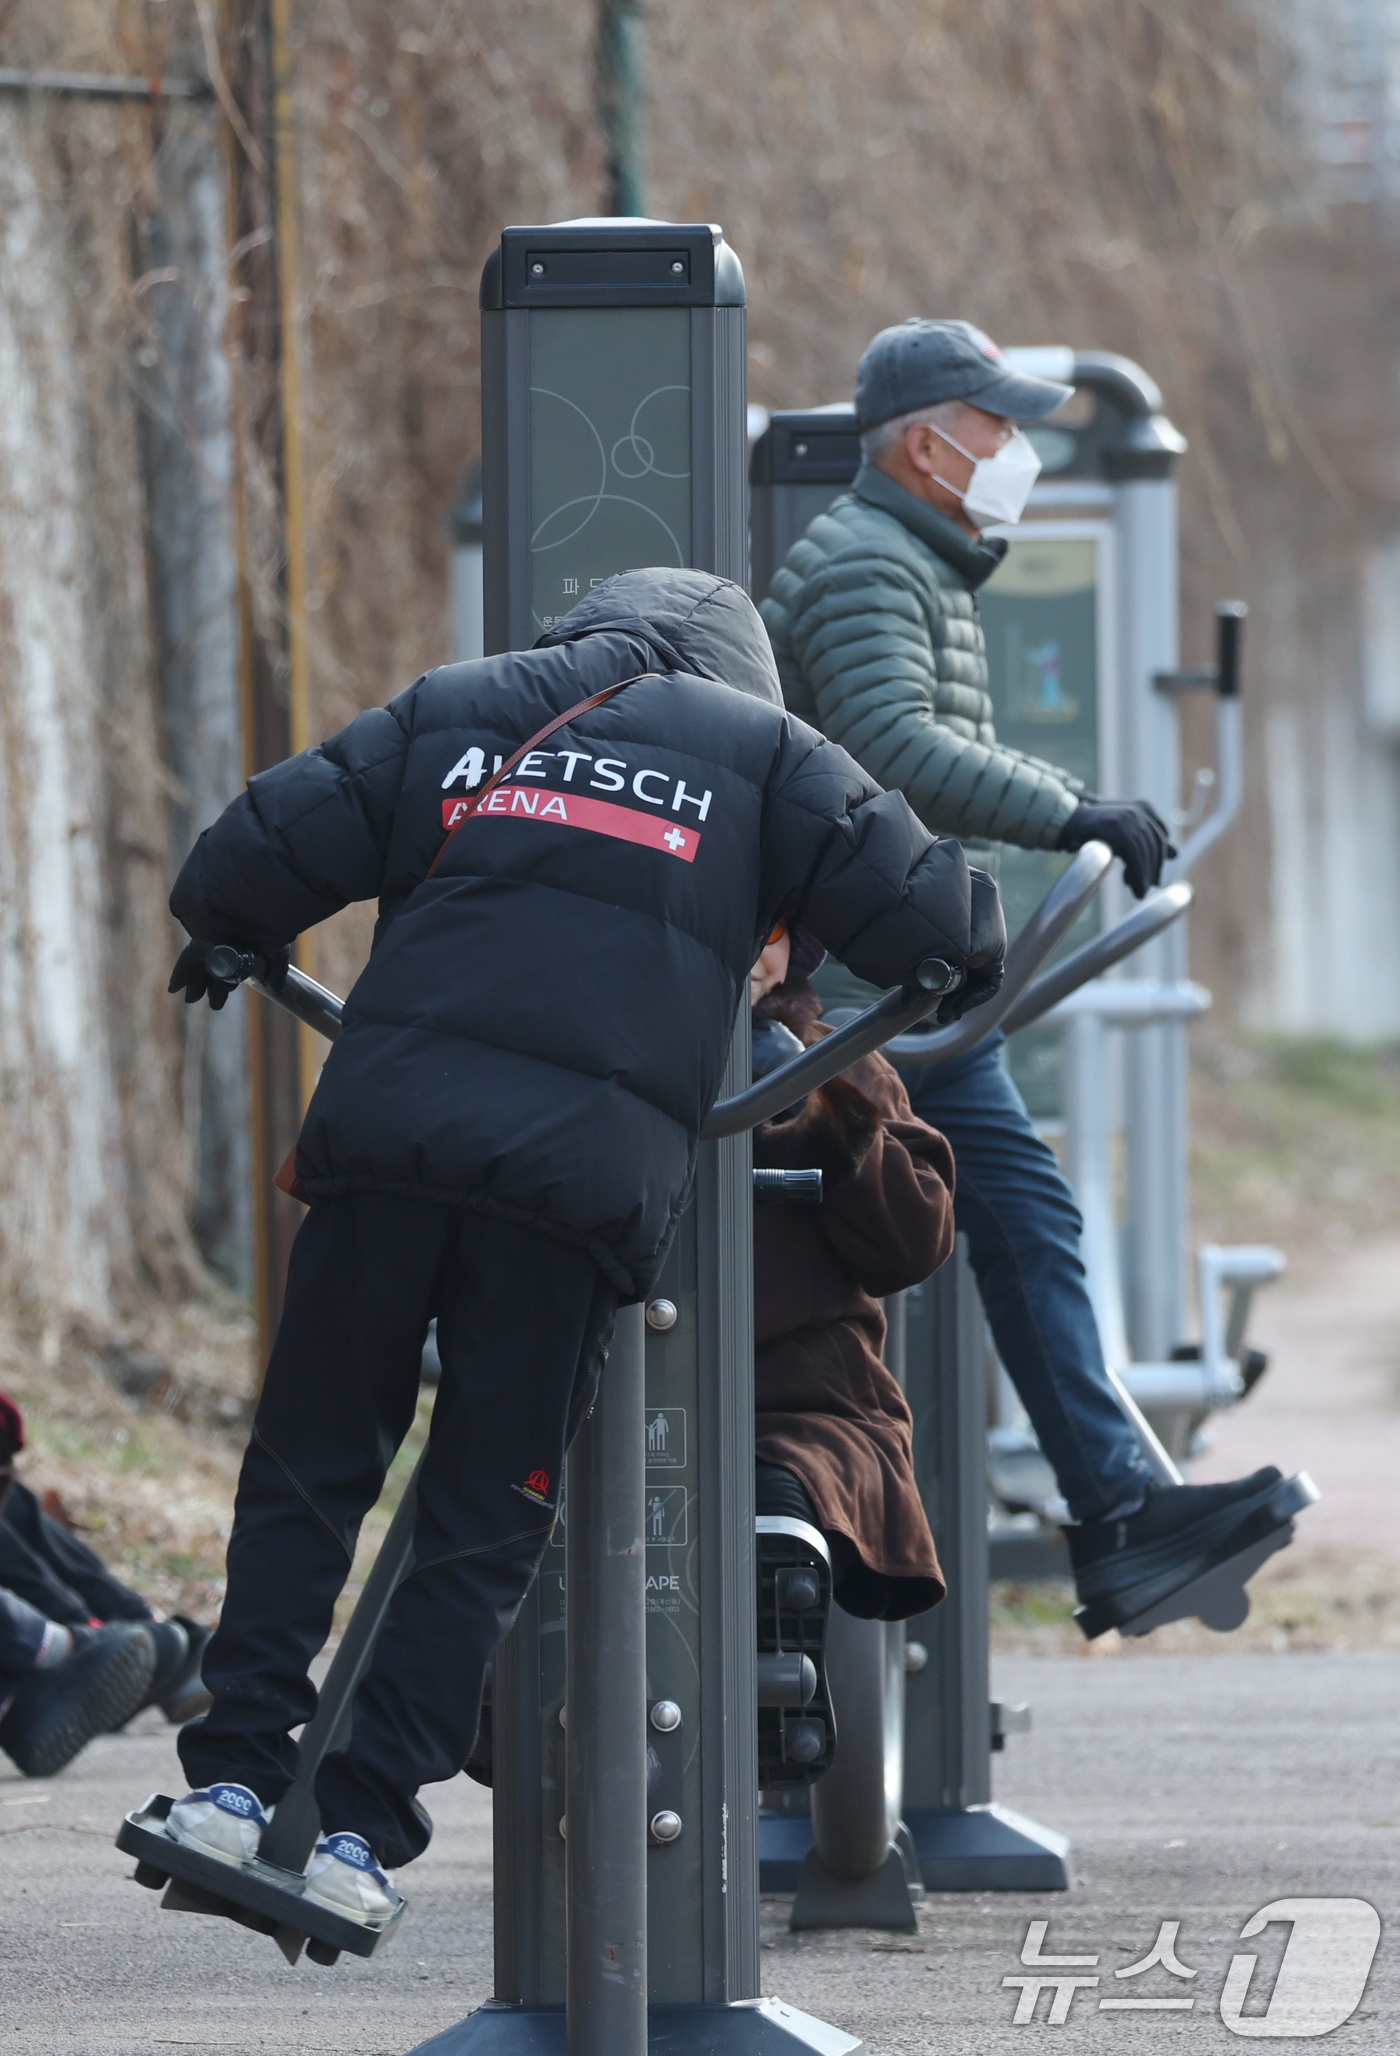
[1076, 1472, 1320, 1641]
[116, 1794, 405, 1966]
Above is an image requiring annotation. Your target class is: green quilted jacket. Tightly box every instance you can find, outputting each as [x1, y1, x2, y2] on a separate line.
[760, 464, 1081, 850]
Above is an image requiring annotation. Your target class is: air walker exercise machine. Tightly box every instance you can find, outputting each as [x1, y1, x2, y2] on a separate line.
[747, 362, 1319, 1925]
[118, 236, 1314, 2044]
[750, 363, 1290, 1477]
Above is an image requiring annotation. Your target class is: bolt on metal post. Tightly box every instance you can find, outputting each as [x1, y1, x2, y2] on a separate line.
[565, 1299, 648, 2056]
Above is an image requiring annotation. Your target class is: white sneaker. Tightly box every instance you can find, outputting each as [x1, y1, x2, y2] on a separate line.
[303, 1831, 403, 1927]
[167, 1782, 274, 1868]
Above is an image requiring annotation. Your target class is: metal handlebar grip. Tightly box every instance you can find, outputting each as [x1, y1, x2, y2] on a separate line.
[1215, 600, 1246, 698]
[911, 957, 963, 996]
[206, 943, 259, 984]
[752, 1169, 823, 1204]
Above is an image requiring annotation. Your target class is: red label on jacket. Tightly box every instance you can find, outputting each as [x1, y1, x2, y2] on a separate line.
[441, 786, 701, 862]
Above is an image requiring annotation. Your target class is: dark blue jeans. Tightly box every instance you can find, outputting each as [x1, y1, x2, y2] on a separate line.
[901, 1032, 1148, 1524]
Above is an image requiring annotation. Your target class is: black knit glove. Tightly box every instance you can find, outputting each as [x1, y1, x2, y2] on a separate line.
[168, 940, 291, 1011]
[1056, 796, 1175, 899]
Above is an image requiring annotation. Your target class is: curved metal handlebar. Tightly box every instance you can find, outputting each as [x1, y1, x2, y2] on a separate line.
[991, 881, 1192, 1039]
[701, 840, 1114, 1133]
[208, 842, 1117, 1138]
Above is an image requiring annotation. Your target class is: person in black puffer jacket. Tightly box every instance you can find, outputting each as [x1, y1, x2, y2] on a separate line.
[158, 567, 1005, 1915]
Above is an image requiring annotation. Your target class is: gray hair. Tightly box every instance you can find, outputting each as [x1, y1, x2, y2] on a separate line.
[859, 398, 967, 465]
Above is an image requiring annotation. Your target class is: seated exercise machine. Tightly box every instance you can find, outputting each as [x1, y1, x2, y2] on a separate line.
[762, 862, 1318, 1930]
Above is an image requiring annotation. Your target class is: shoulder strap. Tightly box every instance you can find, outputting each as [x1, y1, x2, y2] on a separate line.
[426, 670, 660, 880]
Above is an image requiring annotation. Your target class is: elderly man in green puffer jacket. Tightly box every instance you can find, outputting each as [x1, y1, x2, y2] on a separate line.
[759, 319, 1291, 1641]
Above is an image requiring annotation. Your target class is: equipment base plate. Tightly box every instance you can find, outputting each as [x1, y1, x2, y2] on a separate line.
[405, 1998, 861, 2053]
[788, 1844, 918, 1933]
[905, 1803, 1071, 1892]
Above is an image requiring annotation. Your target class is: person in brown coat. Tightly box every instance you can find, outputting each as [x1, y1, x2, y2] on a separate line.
[751, 924, 955, 1622]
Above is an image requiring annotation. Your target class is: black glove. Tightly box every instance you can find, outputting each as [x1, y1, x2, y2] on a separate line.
[927, 865, 1007, 1025]
[1056, 796, 1176, 899]
[168, 940, 291, 1011]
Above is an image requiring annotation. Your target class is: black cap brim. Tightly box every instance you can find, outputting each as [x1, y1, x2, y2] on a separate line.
[961, 366, 1075, 420]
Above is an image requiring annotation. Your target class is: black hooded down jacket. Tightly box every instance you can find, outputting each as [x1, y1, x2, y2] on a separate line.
[171, 569, 1004, 1297]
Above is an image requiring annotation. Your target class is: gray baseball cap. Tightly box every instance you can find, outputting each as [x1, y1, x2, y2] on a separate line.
[855, 319, 1073, 430]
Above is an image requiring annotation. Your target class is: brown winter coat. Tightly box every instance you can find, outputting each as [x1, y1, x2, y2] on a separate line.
[753, 979, 955, 1619]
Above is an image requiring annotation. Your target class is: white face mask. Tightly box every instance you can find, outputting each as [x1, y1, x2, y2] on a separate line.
[929, 422, 1042, 528]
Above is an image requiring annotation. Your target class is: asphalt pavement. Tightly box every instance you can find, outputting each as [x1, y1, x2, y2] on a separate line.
[3, 1646, 1396, 2053]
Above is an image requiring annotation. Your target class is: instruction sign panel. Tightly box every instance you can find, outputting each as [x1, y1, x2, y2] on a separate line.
[645, 1487, 689, 1548]
[645, 1407, 687, 1469]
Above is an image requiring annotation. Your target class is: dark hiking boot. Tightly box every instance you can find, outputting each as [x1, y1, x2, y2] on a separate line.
[106, 1619, 211, 1729]
[158, 1618, 213, 1724]
[1069, 1469, 1299, 1639]
[0, 1622, 157, 1776]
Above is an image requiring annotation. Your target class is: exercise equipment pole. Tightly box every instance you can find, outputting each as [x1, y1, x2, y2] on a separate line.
[565, 1303, 648, 2056]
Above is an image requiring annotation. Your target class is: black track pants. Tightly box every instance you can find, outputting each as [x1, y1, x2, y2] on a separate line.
[179, 1193, 616, 1868]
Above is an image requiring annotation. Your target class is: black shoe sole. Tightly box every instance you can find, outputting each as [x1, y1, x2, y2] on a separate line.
[1074, 1474, 1319, 1641]
[4, 1630, 157, 1777]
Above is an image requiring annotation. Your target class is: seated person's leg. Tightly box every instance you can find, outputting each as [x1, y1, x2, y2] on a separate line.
[0, 1477, 152, 1624]
[756, 1460, 935, 1623]
[174, 1192, 448, 1858]
[0, 1489, 96, 1626]
[0, 1459, 208, 1725]
[0, 1587, 156, 1776]
[0, 1584, 60, 1682]
[308, 1214, 616, 1912]
[902, 1032, 1149, 1524]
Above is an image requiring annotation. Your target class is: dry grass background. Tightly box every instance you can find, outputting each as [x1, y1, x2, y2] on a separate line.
[0, 1, 1397, 1638]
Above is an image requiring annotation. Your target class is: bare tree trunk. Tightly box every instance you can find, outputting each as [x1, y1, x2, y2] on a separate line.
[135, 115, 252, 1293]
[0, 91, 198, 1334]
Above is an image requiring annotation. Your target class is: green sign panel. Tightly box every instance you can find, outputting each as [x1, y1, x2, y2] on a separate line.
[529, 308, 691, 635]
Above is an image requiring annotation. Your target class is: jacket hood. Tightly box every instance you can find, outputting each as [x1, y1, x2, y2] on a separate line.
[535, 569, 783, 706]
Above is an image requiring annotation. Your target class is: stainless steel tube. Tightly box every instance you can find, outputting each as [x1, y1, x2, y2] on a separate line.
[565, 1300, 647, 2056]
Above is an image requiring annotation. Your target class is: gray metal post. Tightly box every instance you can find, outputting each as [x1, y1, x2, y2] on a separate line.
[565, 1303, 647, 2056]
[901, 1241, 1070, 1889]
[1115, 471, 1188, 1361]
[416, 217, 858, 2056]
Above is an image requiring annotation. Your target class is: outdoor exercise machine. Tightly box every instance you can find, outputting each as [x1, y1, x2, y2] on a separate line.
[760, 876, 1319, 1928]
[747, 363, 1320, 1926]
[751, 362, 1288, 1499]
[115, 239, 1315, 2044]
